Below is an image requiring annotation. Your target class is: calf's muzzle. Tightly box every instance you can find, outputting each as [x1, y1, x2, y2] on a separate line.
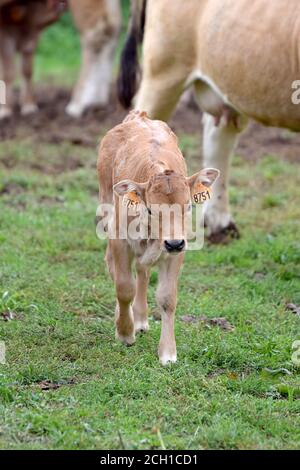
[164, 239, 185, 253]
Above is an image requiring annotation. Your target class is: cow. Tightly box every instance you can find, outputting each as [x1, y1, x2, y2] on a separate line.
[97, 110, 219, 364]
[118, 0, 300, 242]
[0, 0, 66, 119]
[0, 0, 121, 119]
[66, 0, 121, 117]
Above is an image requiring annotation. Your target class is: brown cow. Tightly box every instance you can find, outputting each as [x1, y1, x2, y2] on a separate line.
[0, 0, 121, 119]
[0, 0, 66, 119]
[97, 111, 219, 364]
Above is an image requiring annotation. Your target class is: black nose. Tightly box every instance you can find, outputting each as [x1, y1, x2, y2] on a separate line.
[164, 239, 185, 252]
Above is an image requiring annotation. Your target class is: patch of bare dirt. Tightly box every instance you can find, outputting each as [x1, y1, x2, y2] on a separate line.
[37, 378, 76, 391]
[1, 86, 300, 164]
[29, 155, 87, 175]
[0, 182, 25, 195]
[181, 315, 235, 331]
[1, 310, 16, 321]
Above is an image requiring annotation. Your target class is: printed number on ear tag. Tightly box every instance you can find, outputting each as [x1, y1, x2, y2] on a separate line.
[193, 183, 212, 204]
[123, 191, 140, 213]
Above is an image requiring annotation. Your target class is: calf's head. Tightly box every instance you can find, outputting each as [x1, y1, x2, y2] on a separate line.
[113, 168, 220, 253]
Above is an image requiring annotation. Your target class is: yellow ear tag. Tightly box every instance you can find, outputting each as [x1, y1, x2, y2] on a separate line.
[193, 182, 212, 204]
[122, 191, 140, 214]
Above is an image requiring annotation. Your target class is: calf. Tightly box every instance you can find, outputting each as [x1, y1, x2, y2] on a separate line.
[0, 0, 66, 119]
[97, 111, 219, 365]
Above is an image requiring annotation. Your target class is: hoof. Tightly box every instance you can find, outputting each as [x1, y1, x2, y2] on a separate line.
[152, 310, 161, 321]
[115, 330, 135, 346]
[208, 222, 240, 245]
[65, 102, 83, 118]
[159, 353, 177, 366]
[0, 107, 12, 120]
[134, 320, 149, 334]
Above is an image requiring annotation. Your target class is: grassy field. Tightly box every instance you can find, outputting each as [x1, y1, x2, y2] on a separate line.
[0, 8, 300, 450]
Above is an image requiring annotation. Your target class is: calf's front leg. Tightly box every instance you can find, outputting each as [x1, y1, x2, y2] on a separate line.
[156, 254, 184, 365]
[111, 240, 136, 346]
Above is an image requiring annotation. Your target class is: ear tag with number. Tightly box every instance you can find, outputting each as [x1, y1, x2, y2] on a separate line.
[122, 191, 140, 214]
[193, 182, 212, 204]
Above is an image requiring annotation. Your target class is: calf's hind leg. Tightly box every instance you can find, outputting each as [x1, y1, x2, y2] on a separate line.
[105, 241, 114, 281]
[132, 261, 150, 333]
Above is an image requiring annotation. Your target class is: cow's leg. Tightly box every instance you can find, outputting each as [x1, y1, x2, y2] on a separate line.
[20, 36, 38, 116]
[135, 74, 185, 121]
[132, 262, 150, 333]
[202, 112, 248, 243]
[156, 254, 184, 365]
[66, 38, 117, 117]
[0, 32, 16, 119]
[112, 240, 136, 346]
[66, 0, 121, 118]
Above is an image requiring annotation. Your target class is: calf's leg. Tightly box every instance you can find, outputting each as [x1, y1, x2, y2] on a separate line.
[105, 241, 115, 281]
[132, 261, 150, 333]
[112, 240, 136, 346]
[156, 254, 184, 365]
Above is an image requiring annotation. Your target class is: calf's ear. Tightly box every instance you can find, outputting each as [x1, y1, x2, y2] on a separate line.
[113, 179, 147, 201]
[187, 168, 220, 190]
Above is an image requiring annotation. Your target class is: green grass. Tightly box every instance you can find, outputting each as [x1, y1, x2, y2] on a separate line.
[35, 13, 80, 84]
[0, 133, 300, 450]
[1, 1, 300, 449]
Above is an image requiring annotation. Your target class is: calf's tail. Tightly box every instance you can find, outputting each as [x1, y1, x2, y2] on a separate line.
[117, 0, 147, 109]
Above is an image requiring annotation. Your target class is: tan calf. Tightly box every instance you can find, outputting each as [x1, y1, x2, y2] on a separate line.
[97, 111, 219, 365]
[118, 0, 300, 242]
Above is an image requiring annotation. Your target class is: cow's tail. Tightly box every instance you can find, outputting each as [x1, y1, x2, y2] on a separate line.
[117, 0, 147, 109]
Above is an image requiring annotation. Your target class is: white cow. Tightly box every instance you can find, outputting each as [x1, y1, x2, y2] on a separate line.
[66, 0, 121, 117]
